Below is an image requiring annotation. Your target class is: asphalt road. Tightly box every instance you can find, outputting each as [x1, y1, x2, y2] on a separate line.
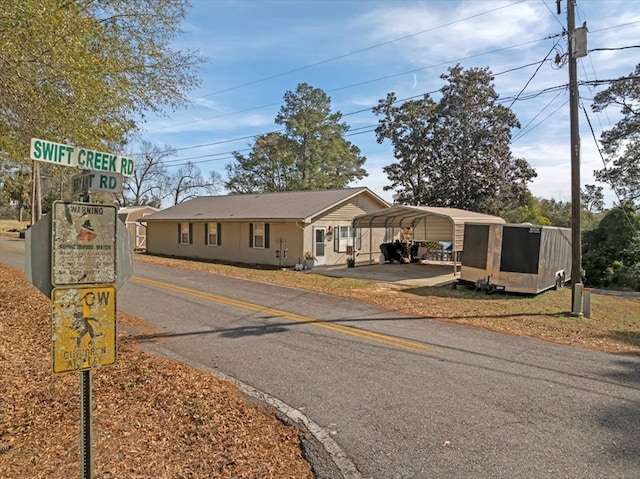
[3, 236, 640, 478]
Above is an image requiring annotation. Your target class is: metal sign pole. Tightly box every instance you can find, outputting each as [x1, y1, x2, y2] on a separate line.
[80, 191, 92, 479]
[80, 370, 92, 479]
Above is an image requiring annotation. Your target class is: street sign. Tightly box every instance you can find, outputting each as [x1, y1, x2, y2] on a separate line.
[26, 210, 133, 297]
[51, 286, 116, 373]
[72, 171, 123, 195]
[30, 138, 135, 177]
[52, 202, 117, 285]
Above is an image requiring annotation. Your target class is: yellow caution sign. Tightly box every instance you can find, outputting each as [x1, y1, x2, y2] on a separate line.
[51, 286, 116, 374]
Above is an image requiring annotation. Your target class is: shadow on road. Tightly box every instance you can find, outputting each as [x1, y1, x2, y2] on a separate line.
[597, 358, 640, 467]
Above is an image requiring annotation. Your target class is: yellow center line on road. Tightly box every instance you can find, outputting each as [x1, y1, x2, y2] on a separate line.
[131, 275, 438, 356]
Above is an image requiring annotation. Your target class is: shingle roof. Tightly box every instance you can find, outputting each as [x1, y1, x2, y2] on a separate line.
[143, 188, 388, 222]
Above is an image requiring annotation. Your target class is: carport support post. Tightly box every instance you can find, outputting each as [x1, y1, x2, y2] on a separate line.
[368, 225, 373, 265]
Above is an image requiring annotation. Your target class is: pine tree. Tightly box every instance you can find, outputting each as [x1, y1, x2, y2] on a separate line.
[226, 83, 367, 193]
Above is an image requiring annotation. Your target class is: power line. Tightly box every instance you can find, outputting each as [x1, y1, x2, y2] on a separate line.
[146, 79, 572, 162]
[191, 0, 528, 100]
[512, 88, 567, 142]
[144, 12, 637, 140]
[507, 42, 560, 109]
[144, 101, 284, 133]
[159, 84, 572, 168]
[589, 45, 640, 52]
[150, 75, 612, 170]
[581, 103, 638, 231]
[588, 20, 640, 34]
[145, 36, 560, 135]
[141, 130, 284, 155]
[328, 36, 561, 94]
[512, 98, 569, 143]
[581, 76, 640, 86]
[181, 4, 638, 107]
[138, 14, 639, 163]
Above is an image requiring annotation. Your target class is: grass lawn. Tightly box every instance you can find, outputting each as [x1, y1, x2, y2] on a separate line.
[0, 218, 30, 232]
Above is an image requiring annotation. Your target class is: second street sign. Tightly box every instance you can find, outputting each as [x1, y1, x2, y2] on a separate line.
[72, 171, 123, 195]
[30, 138, 135, 177]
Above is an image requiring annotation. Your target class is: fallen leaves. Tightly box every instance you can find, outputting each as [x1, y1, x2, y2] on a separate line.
[0, 264, 313, 478]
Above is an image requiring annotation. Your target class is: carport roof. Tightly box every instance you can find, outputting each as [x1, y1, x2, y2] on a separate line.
[352, 205, 505, 228]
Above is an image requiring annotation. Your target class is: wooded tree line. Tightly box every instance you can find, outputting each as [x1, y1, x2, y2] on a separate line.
[0, 1, 637, 288]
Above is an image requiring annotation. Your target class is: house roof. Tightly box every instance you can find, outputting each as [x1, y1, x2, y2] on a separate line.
[352, 205, 505, 228]
[118, 205, 159, 213]
[118, 206, 159, 214]
[118, 206, 159, 223]
[143, 188, 389, 223]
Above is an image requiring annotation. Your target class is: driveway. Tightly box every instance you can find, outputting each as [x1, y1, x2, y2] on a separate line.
[314, 262, 640, 299]
[311, 261, 458, 287]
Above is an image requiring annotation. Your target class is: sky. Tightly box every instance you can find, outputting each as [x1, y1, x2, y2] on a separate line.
[139, 0, 640, 207]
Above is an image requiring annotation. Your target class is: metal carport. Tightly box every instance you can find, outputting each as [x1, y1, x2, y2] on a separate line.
[352, 205, 505, 272]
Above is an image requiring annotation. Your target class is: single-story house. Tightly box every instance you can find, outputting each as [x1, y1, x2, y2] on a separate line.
[352, 205, 506, 271]
[118, 206, 159, 250]
[142, 188, 390, 268]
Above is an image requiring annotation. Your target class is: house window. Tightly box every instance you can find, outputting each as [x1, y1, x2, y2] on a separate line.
[254, 222, 265, 248]
[334, 226, 361, 252]
[249, 222, 270, 249]
[206, 222, 222, 246]
[179, 222, 192, 244]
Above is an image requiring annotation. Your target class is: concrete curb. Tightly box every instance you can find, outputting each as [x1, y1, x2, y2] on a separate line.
[141, 343, 362, 479]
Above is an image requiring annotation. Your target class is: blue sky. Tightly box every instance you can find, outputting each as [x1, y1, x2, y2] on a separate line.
[139, 0, 640, 207]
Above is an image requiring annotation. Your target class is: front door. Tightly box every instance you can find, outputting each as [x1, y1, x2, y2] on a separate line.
[313, 227, 326, 266]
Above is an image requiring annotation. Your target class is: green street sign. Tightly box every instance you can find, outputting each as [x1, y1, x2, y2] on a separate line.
[30, 138, 135, 177]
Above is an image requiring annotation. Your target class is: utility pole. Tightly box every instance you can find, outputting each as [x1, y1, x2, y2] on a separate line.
[562, 0, 584, 315]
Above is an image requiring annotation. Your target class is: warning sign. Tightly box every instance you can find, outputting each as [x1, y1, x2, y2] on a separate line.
[51, 286, 116, 374]
[52, 202, 117, 285]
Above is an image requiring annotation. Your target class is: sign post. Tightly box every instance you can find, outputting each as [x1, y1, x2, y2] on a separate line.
[51, 284, 116, 479]
[81, 367, 92, 479]
[28, 137, 134, 479]
[50, 200, 117, 479]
